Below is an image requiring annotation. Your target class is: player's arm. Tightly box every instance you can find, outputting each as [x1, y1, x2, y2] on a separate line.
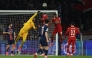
[27, 11, 40, 23]
[14, 32, 16, 40]
[13, 28, 16, 40]
[32, 23, 36, 30]
[3, 28, 9, 34]
[65, 28, 69, 38]
[49, 18, 54, 25]
[76, 28, 80, 34]
[45, 28, 49, 42]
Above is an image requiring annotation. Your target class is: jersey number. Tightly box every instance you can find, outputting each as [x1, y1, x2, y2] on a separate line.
[71, 30, 75, 36]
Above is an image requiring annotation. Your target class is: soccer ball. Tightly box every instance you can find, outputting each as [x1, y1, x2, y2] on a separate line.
[42, 3, 47, 7]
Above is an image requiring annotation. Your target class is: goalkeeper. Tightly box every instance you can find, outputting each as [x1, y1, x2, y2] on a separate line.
[14, 11, 40, 51]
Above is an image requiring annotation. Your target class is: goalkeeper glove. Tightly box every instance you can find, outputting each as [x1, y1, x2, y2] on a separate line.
[37, 11, 41, 14]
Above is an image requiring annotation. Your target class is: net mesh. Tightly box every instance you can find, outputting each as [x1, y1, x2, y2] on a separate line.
[0, 11, 57, 55]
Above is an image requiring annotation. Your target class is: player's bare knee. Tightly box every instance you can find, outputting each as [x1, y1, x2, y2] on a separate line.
[45, 46, 49, 50]
[40, 46, 43, 49]
[39, 45, 43, 49]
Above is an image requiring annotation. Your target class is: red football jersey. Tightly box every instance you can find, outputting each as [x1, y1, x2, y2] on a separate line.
[65, 26, 80, 39]
[42, 14, 48, 25]
[52, 17, 61, 27]
[42, 14, 48, 21]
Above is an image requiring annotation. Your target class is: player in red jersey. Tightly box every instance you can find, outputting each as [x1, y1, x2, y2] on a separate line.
[41, 13, 48, 25]
[65, 22, 80, 56]
[49, 13, 62, 46]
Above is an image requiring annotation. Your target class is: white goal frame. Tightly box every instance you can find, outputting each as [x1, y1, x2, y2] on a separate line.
[0, 10, 58, 56]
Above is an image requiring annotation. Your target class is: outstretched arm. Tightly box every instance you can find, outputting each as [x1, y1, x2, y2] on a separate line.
[27, 11, 40, 23]
[27, 12, 38, 23]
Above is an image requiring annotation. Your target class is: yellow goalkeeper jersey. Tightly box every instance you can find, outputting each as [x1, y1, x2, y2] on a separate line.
[21, 12, 37, 32]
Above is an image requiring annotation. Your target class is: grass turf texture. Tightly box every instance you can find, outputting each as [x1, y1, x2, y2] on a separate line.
[0, 55, 92, 58]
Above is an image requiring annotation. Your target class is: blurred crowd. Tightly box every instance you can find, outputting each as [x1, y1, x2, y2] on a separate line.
[0, 0, 92, 32]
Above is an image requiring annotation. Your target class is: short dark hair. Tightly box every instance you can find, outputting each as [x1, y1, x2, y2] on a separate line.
[7, 22, 12, 26]
[45, 19, 49, 24]
[71, 22, 75, 25]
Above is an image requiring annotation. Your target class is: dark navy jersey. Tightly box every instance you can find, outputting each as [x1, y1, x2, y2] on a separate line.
[37, 26, 42, 37]
[41, 25, 48, 37]
[39, 25, 48, 46]
[4, 27, 15, 40]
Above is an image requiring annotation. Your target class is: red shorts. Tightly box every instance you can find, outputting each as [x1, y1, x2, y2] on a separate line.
[52, 26, 62, 35]
[68, 38, 76, 46]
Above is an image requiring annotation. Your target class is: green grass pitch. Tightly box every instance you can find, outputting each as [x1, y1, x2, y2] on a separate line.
[0, 55, 92, 58]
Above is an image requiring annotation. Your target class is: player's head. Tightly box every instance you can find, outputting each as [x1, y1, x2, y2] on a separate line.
[70, 22, 75, 26]
[7, 22, 13, 27]
[45, 19, 49, 24]
[53, 13, 57, 17]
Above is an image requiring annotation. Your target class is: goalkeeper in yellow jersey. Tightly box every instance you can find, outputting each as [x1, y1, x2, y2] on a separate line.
[14, 11, 40, 51]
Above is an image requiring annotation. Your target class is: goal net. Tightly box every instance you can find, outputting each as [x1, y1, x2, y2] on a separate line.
[0, 10, 58, 55]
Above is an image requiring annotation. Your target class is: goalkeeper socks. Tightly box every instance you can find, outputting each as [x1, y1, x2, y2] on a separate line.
[14, 36, 20, 45]
[45, 50, 48, 56]
[20, 41, 25, 47]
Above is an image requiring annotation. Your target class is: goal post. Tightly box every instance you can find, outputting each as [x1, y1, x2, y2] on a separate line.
[0, 10, 58, 56]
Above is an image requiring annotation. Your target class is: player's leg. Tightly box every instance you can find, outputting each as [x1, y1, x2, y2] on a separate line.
[6, 40, 10, 56]
[40, 38, 49, 58]
[67, 39, 71, 56]
[58, 26, 62, 46]
[37, 39, 44, 54]
[43, 46, 49, 58]
[6, 45, 10, 56]
[18, 32, 28, 51]
[34, 39, 44, 58]
[14, 36, 21, 45]
[71, 40, 76, 56]
[14, 30, 23, 45]
[44, 41, 49, 58]
[10, 40, 15, 56]
[34, 44, 44, 57]
[36, 44, 44, 55]
[50, 28, 57, 46]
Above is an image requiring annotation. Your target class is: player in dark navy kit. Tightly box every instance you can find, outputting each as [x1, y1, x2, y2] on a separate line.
[34, 19, 49, 58]
[3, 23, 16, 56]
[34, 24, 45, 56]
